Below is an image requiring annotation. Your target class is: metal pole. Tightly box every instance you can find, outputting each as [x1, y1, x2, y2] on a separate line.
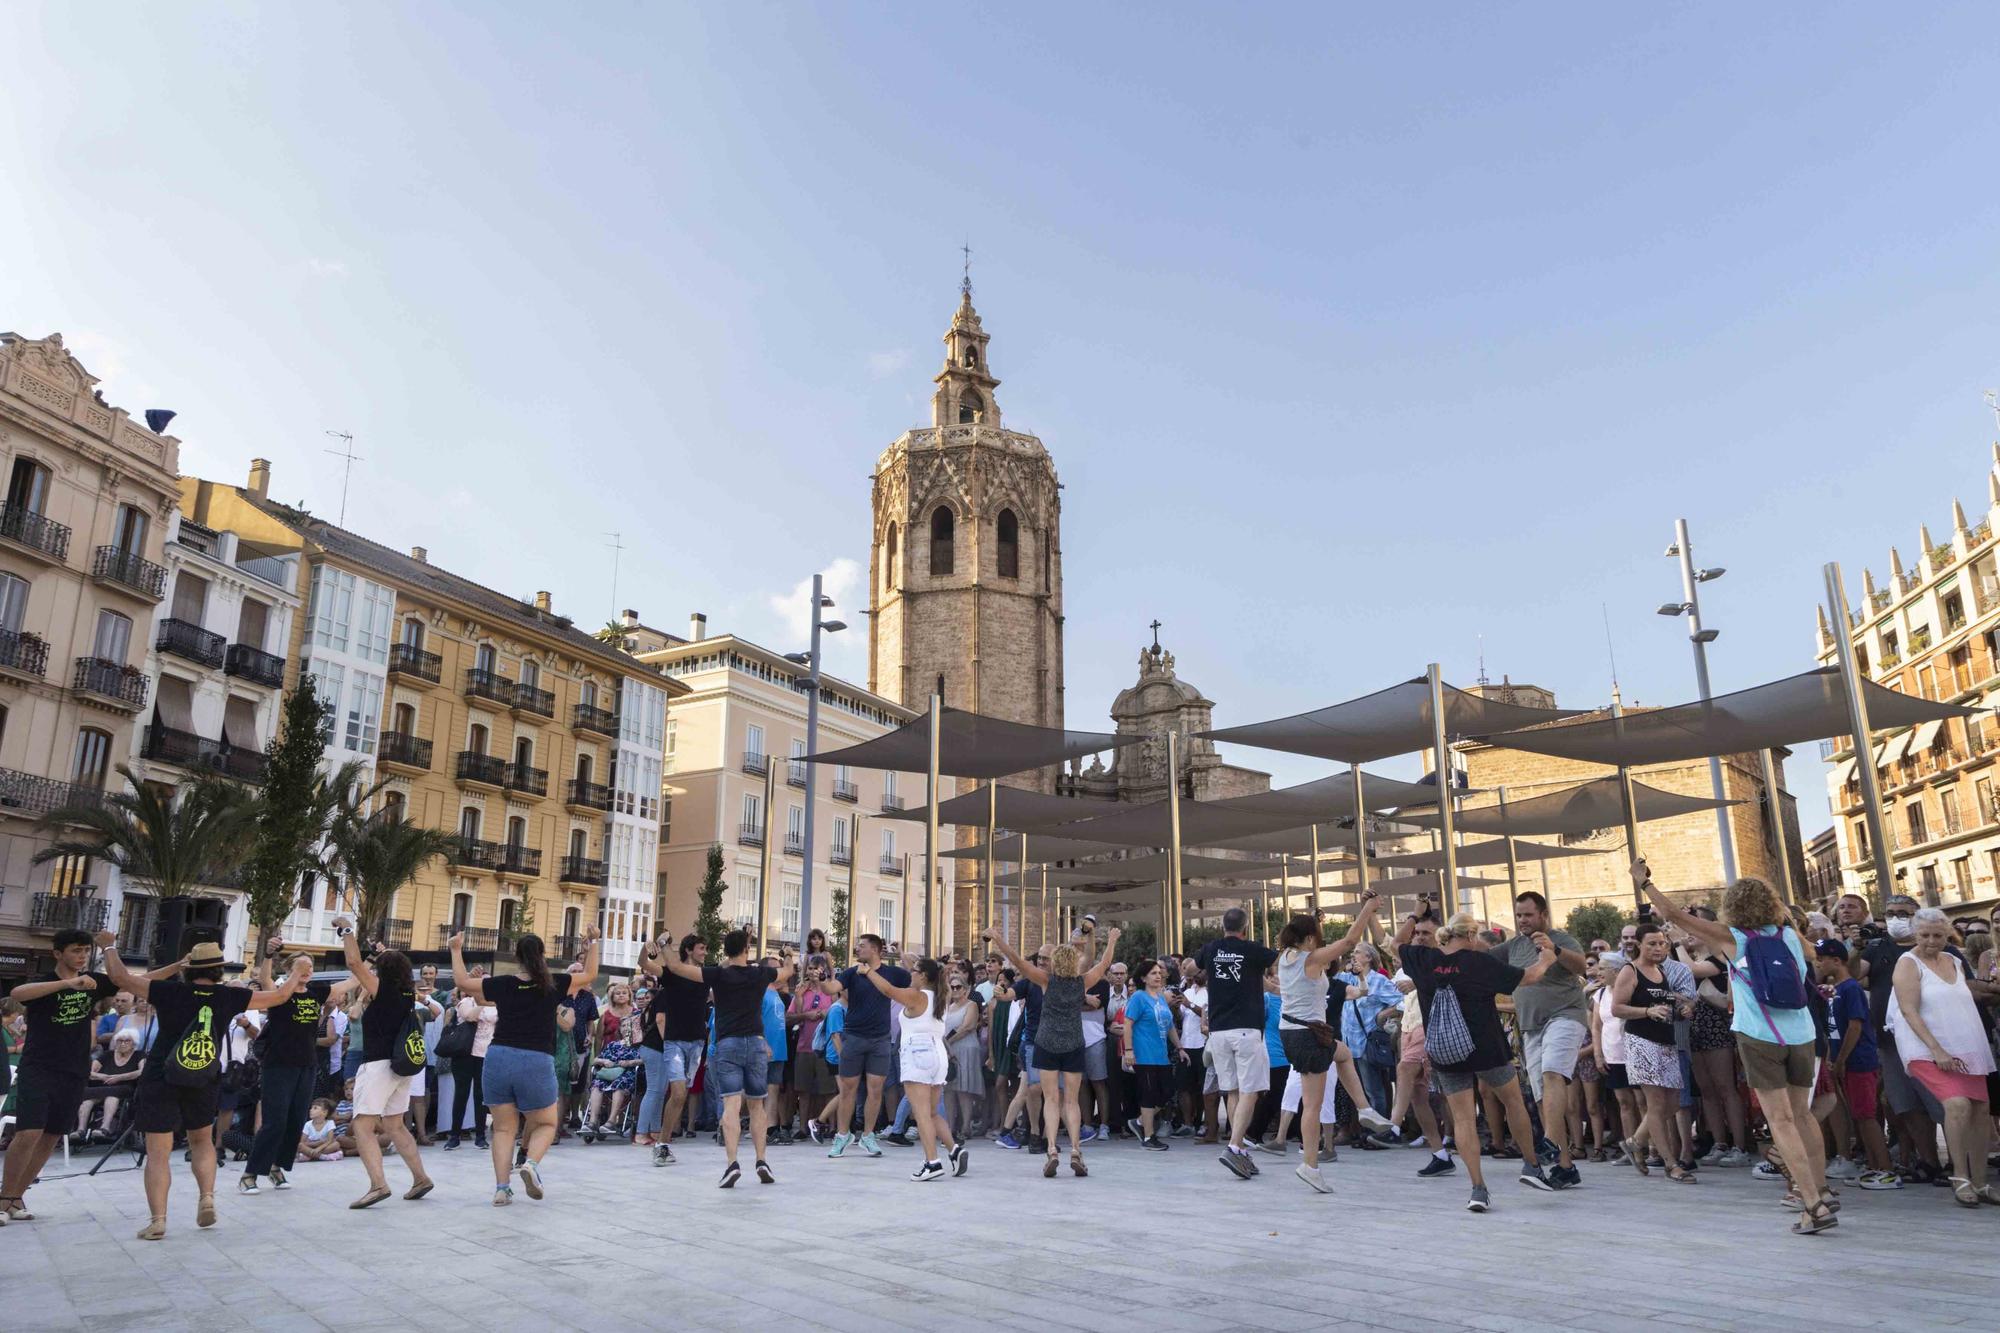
[1426, 664, 1462, 914]
[1309, 823, 1323, 919]
[984, 782, 998, 934]
[1017, 833, 1030, 951]
[758, 755, 777, 951]
[847, 811, 861, 961]
[901, 852, 912, 956]
[1825, 562, 1897, 902]
[1675, 518, 1739, 885]
[926, 693, 943, 955]
[799, 573, 825, 951]
[1612, 694, 1645, 914]
[1166, 730, 1184, 953]
[1040, 865, 1049, 954]
[1349, 762, 1372, 911]
[1279, 852, 1292, 921]
[1759, 748, 1798, 906]
[1498, 785, 1518, 925]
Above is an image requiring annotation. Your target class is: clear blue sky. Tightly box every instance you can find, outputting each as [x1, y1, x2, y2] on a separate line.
[7, 5, 1999, 833]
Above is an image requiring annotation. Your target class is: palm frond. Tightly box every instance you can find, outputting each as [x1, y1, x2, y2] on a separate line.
[34, 767, 256, 897]
[336, 816, 457, 936]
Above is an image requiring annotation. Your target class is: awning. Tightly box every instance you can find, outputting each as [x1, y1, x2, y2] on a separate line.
[153, 676, 195, 732]
[942, 834, 1129, 863]
[1474, 667, 1976, 767]
[1202, 677, 1583, 764]
[1879, 731, 1913, 767]
[1039, 769, 1444, 850]
[877, 786, 1124, 829]
[1393, 776, 1738, 837]
[1910, 718, 1946, 754]
[1830, 756, 1858, 787]
[808, 706, 1142, 780]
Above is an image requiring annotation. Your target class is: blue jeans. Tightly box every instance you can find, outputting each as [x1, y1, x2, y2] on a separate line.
[891, 1095, 912, 1134]
[1359, 1058, 1394, 1117]
[246, 1062, 316, 1176]
[638, 1045, 669, 1135]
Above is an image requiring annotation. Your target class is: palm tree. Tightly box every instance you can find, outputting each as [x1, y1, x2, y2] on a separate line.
[333, 812, 457, 943]
[595, 619, 630, 650]
[35, 767, 256, 899]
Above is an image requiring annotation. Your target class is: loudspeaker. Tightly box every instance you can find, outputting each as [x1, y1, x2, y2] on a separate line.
[153, 897, 228, 965]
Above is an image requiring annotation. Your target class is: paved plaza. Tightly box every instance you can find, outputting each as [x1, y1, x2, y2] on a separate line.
[8, 1133, 1997, 1332]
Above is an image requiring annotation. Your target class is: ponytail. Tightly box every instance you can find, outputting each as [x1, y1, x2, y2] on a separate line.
[514, 933, 555, 994]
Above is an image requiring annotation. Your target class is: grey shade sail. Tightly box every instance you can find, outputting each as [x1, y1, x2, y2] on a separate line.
[1392, 777, 1737, 837]
[1201, 678, 1584, 764]
[876, 785, 1125, 829]
[942, 834, 1130, 863]
[1284, 871, 1507, 903]
[994, 865, 1148, 889]
[996, 852, 1286, 888]
[1205, 822, 1378, 856]
[1473, 667, 1976, 767]
[809, 705, 1142, 780]
[1042, 770, 1443, 850]
[1364, 838, 1598, 872]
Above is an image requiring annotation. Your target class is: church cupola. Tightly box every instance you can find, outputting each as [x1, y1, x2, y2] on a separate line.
[932, 274, 1001, 429]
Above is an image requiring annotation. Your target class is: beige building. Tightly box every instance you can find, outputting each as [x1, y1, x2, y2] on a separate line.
[626, 611, 936, 952]
[1815, 442, 2000, 910]
[0, 332, 181, 983]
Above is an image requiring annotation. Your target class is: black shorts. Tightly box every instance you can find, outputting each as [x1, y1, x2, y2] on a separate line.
[10, 1065, 87, 1133]
[1280, 1026, 1335, 1076]
[1133, 1064, 1176, 1110]
[133, 1078, 221, 1135]
[1602, 1062, 1630, 1091]
[1031, 1045, 1086, 1074]
[1178, 1052, 1207, 1096]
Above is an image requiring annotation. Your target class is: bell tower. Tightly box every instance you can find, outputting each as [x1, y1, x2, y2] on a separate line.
[868, 282, 1066, 788]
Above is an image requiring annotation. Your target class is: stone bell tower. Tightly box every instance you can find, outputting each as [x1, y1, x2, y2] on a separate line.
[868, 280, 1066, 790]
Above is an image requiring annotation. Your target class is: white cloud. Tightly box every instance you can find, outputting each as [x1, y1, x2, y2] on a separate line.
[866, 349, 911, 378]
[767, 557, 865, 670]
[305, 258, 349, 278]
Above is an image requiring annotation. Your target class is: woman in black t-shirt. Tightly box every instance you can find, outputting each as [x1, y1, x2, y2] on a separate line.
[331, 917, 444, 1210]
[451, 924, 600, 1207]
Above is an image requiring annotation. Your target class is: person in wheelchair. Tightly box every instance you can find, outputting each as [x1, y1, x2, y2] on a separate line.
[79, 1030, 146, 1141]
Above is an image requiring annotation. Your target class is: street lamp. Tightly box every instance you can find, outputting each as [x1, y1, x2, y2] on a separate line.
[1660, 518, 1737, 884]
[783, 576, 845, 949]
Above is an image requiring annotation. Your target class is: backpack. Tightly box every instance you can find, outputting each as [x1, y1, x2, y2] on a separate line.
[1738, 927, 1809, 1018]
[389, 1007, 428, 1078]
[1423, 985, 1477, 1066]
[166, 1004, 223, 1088]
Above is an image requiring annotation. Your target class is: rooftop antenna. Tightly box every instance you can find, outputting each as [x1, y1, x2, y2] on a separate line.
[1601, 602, 1622, 705]
[605, 532, 625, 616]
[1476, 633, 1489, 687]
[1985, 389, 2000, 434]
[322, 431, 362, 527]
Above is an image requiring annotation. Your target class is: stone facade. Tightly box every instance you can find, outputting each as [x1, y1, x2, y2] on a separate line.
[1065, 641, 1269, 806]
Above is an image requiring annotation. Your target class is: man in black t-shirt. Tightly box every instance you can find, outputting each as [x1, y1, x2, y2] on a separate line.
[103, 937, 309, 1241]
[0, 928, 129, 1222]
[821, 933, 909, 1157]
[660, 927, 793, 1188]
[639, 933, 711, 1163]
[242, 940, 346, 1193]
[1195, 909, 1280, 1174]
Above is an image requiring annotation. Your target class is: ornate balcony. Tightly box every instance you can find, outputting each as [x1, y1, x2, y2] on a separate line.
[377, 918, 413, 950]
[156, 617, 227, 669]
[225, 643, 286, 688]
[30, 891, 109, 933]
[784, 831, 806, 856]
[833, 778, 858, 803]
[388, 643, 442, 685]
[742, 751, 768, 777]
[880, 794, 906, 812]
[0, 629, 50, 681]
[738, 822, 765, 847]
[0, 502, 71, 564]
[511, 684, 555, 719]
[141, 725, 267, 783]
[787, 759, 808, 788]
[72, 657, 148, 710]
[506, 763, 549, 799]
[464, 668, 512, 709]
[565, 778, 614, 813]
[437, 923, 498, 950]
[572, 703, 618, 736]
[830, 843, 853, 867]
[446, 836, 506, 873]
[879, 856, 904, 876]
[497, 843, 542, 879]
[559, 855, 608, 887]
[378, 731, 433, 772]
[91, 546, 168, 600]
[0, 768, 107, 819]
[454, 751, 509, 790]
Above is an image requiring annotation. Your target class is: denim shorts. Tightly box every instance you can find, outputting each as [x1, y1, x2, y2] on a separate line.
[711, 1035, 770, 1100]
[483, 1043, 560, 1113]
[660, 1038, 705, 1085]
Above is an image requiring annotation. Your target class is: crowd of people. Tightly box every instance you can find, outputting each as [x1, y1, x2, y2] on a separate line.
[5, 857, 2000, 1239]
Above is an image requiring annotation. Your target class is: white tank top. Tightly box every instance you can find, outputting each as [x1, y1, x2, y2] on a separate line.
[899, 995, 949, 1051]
[1888, 953, 1997, 1076]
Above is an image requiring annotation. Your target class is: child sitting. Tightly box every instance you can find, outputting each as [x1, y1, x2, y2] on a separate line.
[299, 1099, 344, 1162]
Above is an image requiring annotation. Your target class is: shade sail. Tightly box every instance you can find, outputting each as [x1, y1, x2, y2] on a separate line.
[1288, 870, 1506, 900]
[1201, 678, 1583, 764]
[994, 865, 1148, 889]
[810, 705, 1142, 780]
[996, 852, 1285, 888]
[1473, 667, 1976, 767]
[942, 834, 1130, 863]
[1042, 770, 1442, 850]
[877, 786, 1124, 829]
[1365, 838, 1598, 872]
[1394, 777, 1738, 837]
[1205, 822, 1377, 856]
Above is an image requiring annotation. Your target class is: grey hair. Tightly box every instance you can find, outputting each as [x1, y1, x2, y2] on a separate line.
[1913, 907, 1951, 929]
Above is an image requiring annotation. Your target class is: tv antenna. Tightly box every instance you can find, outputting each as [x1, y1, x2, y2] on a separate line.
[323, 431, 362, 526]
[1985, 389, 2000, 434]
[606, 532, 626, 614]
[1601, 602, 1621, 700]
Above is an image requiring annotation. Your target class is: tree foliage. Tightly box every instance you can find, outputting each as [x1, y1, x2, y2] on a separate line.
[693, 843, 727, 956]
[1564, 899, 1628, 947]
[35, 767, 255, 900]
[335, 815, 457, 942]
[828, 886, 851, 965]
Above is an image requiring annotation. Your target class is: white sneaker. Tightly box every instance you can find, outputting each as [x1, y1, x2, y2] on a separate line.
[1699, 1143, 1725, 1164]
[1824, 1156, 1862, 1181]
[1715, 1147, 1752, 1168]
[1251, 1139, 1287, 1157]
[1295, 1164, 1332, 1193]
[1357, 1107, 1394, 1134]
[1858, 1170, 1903, 1190]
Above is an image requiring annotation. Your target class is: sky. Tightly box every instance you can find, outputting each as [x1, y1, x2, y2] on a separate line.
[6, 4, 2000, 835]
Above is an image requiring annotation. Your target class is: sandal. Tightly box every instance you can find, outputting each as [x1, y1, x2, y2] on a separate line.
[349, 1185, 393, 1210]
[1622, 1140, 1648, 1177]
[1977, 1183, 2000, 1205]
[1665, 1166, 1697, 1184]
[1790, 1200, 1838, 1235]
[0, 1196, 32, 1221]
[196, 1194, 217, 1228]
[1070, 1151, 1088, 1178]
[1042, 1153, 1058, 1179]
[403, 1177, 435, 1201]
[137, 1216, 167, 1241]
[1951, 1176, 1979, 1207]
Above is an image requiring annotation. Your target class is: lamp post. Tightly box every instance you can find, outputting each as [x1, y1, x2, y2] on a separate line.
[1658, 518, 1737, 885]
[783, 575, 845, 952]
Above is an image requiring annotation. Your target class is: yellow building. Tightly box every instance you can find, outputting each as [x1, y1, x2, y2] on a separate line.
[181, 460, 684, 972]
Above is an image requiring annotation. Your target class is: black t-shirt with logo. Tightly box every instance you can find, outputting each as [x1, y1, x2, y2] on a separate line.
[20, 972, 113, 1074]
[263, 981, 333, 1069]
[362, 987, 420, 1064]
[1194, 938, 1280, 1032]
[484, 973, 568, 1055]
[705, 964, 778, 1040]
[141, 980, 253, 1082]
[1397, 943, 1525, 1074]
[656, 969, 711, 1043]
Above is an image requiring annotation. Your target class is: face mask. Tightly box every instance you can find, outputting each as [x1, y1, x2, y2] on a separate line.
[1885, 917, 1914, 940]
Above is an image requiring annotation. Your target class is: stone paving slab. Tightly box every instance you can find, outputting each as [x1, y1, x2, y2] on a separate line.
[6, 1135, 1997, 1332]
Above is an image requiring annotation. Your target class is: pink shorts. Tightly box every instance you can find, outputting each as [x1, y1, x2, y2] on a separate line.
[1399, 1020, 1426, 1067]
[1907, 1059, 1989, 1104]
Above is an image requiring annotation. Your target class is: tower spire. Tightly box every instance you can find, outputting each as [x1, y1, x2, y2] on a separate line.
[961, 240, 972, 303]
[931, 265, 1000, 429]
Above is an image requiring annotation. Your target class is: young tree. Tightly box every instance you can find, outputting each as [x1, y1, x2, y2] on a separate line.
[1564, 899, 1627, 947]
[1118, 921, 1158, 963]
[828, 885, 851, 965]
[693, 843, 727, 956]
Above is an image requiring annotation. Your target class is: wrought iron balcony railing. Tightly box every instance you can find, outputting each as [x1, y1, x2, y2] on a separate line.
[156, 617, 226, 669]
[389, 643, 442, 683]
[225, 642, 286, 687]
[571, 703, 618, 736]
[72, 657, 148, 709]
[0, 502, 71, 562]
[0, 629, 50, 679]
[92, 545, 168, 599]
[378, 731, 433, 770]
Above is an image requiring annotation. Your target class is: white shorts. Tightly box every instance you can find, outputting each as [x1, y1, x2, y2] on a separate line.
[1208, 1028, 1271, 1095]
[1278, 1065, 1341, 1119]
[899, 1035, 948, 1087]
[352, 1059, 417, 1118]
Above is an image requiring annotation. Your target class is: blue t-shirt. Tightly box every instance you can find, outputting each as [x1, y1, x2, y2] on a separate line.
[1727, 927, 1817, 1047]
[838, 965, 911, 1038]
[1015, 978, 1044, 1043]
[1126, 991, 1173, 1065]
[1263, 991, 1286, 1068]
[820, 1004, 846, 1067]
[761, 989, 787, 1058]
[1827, 977, 1879, 1073]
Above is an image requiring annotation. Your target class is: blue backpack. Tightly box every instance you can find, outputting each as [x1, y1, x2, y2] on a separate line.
[1738, 928, 1809, 1012]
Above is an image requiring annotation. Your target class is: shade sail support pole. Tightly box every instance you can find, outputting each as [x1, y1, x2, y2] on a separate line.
[1499, 785, 1519, 920]
[984, 781, 998, 936]
[1758, 748, 1797, 906]
[759, 753, 778, 951]
[1349, 762, 1372, 908]
[926, 693, 943, 955]
[1426, 664, 1461, 914]
[1825, 562, 1897, 903]
[1166, 730, 1185, 953]
[1310, 823, 1323, 919]
[1612, 695, 1644, 914]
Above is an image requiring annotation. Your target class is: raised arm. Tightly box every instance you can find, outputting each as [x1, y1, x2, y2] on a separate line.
[984, 928, 1048, 988]
[1633, 860, 1733, 953]
[1083, 928, 1124, 987]
[660, 952, 705, 983]
[1309, 890, 1381, 971]
[247, 956, 313, 1011]
[858, 962, 927, 1012]
[448, 933, 486, 1001]
[638, 934, 667, 978]
[331, 915, 377, 997]
[94, 932, 150, 1000]
[567, 924, 602, 995]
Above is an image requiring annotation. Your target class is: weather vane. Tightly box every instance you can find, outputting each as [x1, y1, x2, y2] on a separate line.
[961, 240, 972, 299]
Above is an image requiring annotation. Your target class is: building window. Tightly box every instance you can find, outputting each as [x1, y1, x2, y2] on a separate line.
[513, 735, 534, 768]
[355, 580, 393, 664]
[1918, 863, 1940, 903]
[575, 752, 593, 784]
[308, 566, 354, 651]
[468, 721, 489, 755]
[885, 523, 898, 592]
[1977, 775, 1994, 825]
[997, 509, 1019, 579]
[400, 617, 425, 649]
[0, 571, 28, 633]
[1941, 788, 1962, 836]
[788, 805, 804, 839]
[72, 727, 113, 789]
[93, 609, 132, 663]
[929, 508, 954, 575]
[884, 771, 898, 802]
[957, 390, 980, 424]
[1951, 856, 1972, 901]
[521, 658, 540, 691]
[505, 816, 526, 848]
[735, 873, 759, 927]
[451, 892, 473, 927]
[881, 828, 896, 861]
[1907, 800, 1929, 845]
[742, 792, 761, 831]
[564, 905, 581, 942]
[344, 672, 384, 754]
[499, 897, 521, 937]
[664, 719, 677, 773]
[782, 879, 801, 940]
[476, 642, 497, 674]
[878, 895, 897, 944]
[746, 723, 765, 762]
[660, 797, 671, 843]
[459, 807, 482, 840]
[382, 790, 406, 823]
[569, 828, 587, 859]
[580, 679, 597, 709]
[112, 504, 149, 555]
[831, 821, 848, 857]
[6, 457, 51, 514]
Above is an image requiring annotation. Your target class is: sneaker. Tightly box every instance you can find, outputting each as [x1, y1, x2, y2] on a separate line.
[755, 1159, 774, 1184]
[1751, 1161, 1786, 1182]
[1295, 1164, 1333, 1193]
[1716, 1147, 1753, 1168]
[949, 1143, 970, 1177]
[806, 1120, 825, 1145]
[1518, 1164, 1556, 1192]
[1221, 1149, 1255, 1180]
[492, 1185, 513, 1207]
[860, 1132, 883, 1157]
[1357, 1106, 1394, 1134]
[269, 1168, 289, 1190]
[1466, 1185, 1491, 1213]
[1535, 1135, 1561, 1166]
[719, 1161, 742, 1189]
[912, 1159, 946, 1182]
[1170, 1125, 1194, 1138]
[1240, 1146, 1260, 1175]
[1824, 1156, 1862, 1181]
[1126, 1118, 1143, 1138]
[653, 1143, 675, 1166]
[1143, 1135, 1170, 1151]
[1858, 1170, 1904, 1190]
[518, 1159, 544, 1200]
[995, 1133, 1022, 1150]
[237, 1175, 259, 1195]
[1699, 1142, 1727, 1165]
[1418, 1153, 1457, 1178]
[1079, 1126, 1099, 1143]
[880, 1130, 913, 1147]
[1252, 1138, 1288, 1156]
[1370, 1128, 1406, 1148]
[1353, 1134, 1388, 1151]
[1553, 1164, 1582, 1188]
[827, 1133, 852, 1159]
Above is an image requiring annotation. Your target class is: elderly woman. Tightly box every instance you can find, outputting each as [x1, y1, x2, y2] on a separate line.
[81, 1029, 146, 1140]
[1610, 923, 1705, 1181]
[1888, 907, 1997, 1205]
[1336, 942, 1402, 1118]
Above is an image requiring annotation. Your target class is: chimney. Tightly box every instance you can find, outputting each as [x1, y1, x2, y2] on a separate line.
[689, 612, 707, 642]
[534, 590, 552, 612]
[247, 458, 271, 500]
[620, 608, 639, 628]
[410, 546, 428, 564]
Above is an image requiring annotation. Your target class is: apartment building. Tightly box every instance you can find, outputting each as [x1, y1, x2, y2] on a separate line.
[181, 462, 682, 975]
[1816, 444, 2000, 909]
[0, 332, 181, 986]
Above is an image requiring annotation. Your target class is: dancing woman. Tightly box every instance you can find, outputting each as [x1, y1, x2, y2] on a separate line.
[331, 916, 443, 1208]
[984, 923, 1123, 1178]
[1276, 887, 1383, 1193]
[859, 957, 968, 1181]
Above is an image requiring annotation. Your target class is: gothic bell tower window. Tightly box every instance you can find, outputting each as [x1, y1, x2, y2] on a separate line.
[929, 507, 955, 576]
[997, 509, 1019, 579]
[958, 391, 981, 425]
